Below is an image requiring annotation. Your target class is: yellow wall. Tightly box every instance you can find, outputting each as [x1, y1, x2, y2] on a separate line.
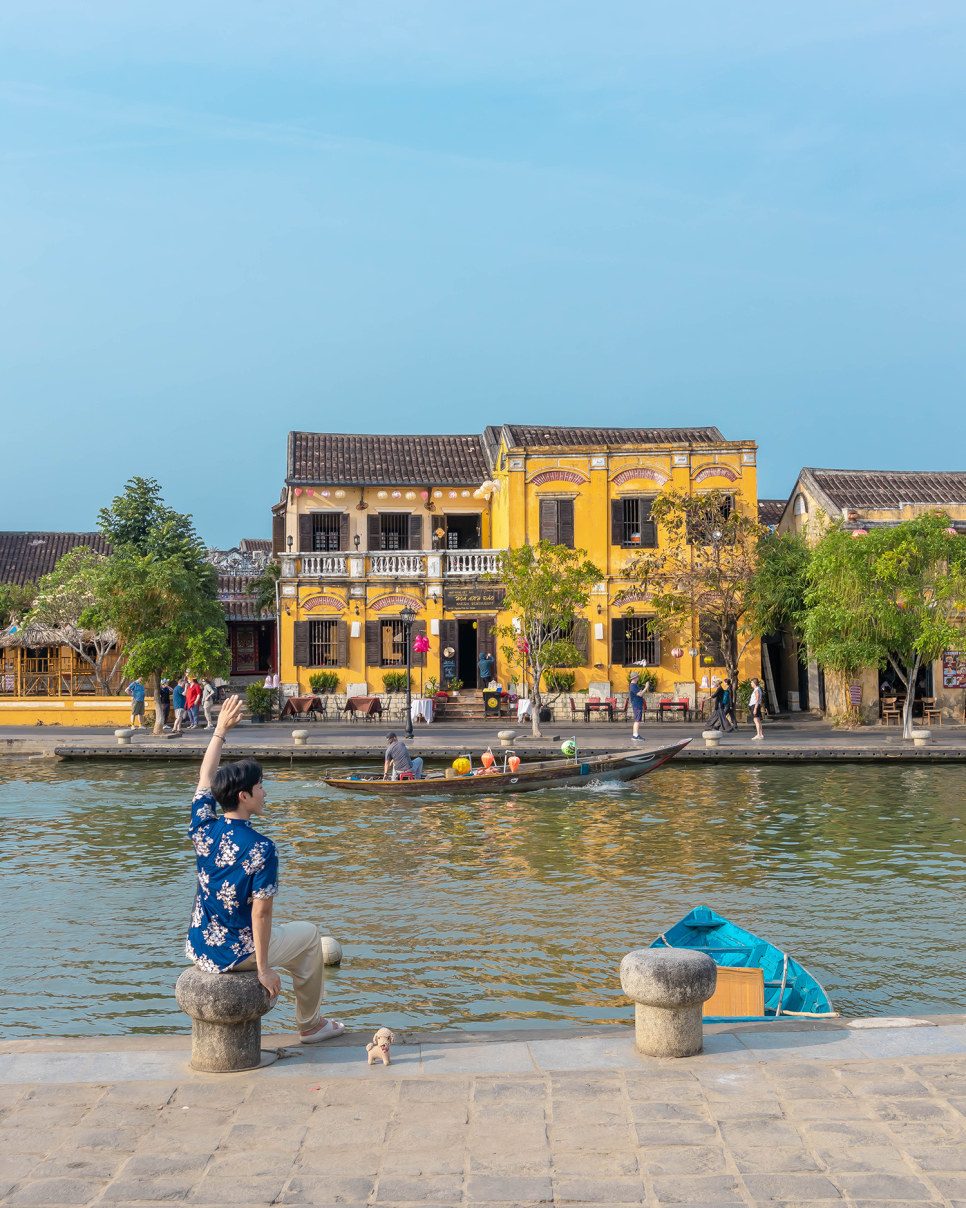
[0, 698, 133, 726]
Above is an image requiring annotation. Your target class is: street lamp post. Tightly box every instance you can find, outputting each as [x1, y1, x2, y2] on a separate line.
[400, 605, 416, 739]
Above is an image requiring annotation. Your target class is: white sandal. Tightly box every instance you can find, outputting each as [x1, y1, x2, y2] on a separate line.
[299, 1018, 345, 1044]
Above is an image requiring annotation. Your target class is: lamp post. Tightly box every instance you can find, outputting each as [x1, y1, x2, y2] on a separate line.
[400, 605, 416, 739]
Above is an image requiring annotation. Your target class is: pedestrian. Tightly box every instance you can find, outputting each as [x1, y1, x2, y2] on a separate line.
[628, 670, 646, 741]
[125, 676, 146, 728]
[172, 678, 186, 734]
[709, 678, 732, 732]
[477, 650, 495, 687]
[383, 731, 424, 780]
[159, 679, 172, 730]
[202, 677, 217, 730]
[185, 694, 344, 1044]
[723, 679, 738, 731]
[185, 675, 202, 728]
[749, 677, 765, 740]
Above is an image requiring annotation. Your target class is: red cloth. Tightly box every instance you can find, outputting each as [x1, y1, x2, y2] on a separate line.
[185, 682, 202, 708]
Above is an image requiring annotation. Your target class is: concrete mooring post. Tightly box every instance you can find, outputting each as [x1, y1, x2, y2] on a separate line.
[175, 967, 277, 1072]
[620, 947, 717, 1058]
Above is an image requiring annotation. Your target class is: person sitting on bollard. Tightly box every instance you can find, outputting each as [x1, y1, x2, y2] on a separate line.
[184, 695, 344, 1044]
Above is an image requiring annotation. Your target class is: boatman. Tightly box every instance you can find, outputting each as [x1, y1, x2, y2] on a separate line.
[384, 732, 423, 780]
[184, 695, 344, 1044]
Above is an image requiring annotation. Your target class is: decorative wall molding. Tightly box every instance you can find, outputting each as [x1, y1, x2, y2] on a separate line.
[301, 594, 346, 612]
[527, 469, 589, 486]
[369, 593, 424, 613]
[692, 464, 740, 483]
[205, 547, 271, 574]
[611, 467, 670, 487]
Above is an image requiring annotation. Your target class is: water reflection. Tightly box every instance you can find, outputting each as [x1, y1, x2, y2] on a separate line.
[1, 759, 964, 1037]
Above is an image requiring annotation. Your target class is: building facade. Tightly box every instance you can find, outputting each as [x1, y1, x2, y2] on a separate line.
[274, 426, 761, 703]
[206, 540, 277, 681]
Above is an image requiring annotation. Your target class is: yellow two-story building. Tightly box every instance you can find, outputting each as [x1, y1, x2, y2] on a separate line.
[274, 425, 761, 708]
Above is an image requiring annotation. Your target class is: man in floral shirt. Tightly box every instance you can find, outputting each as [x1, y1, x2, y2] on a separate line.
[185, 695, 343, 1043]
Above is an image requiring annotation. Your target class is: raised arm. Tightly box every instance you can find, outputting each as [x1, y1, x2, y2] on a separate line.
[196, 694, 245, 794]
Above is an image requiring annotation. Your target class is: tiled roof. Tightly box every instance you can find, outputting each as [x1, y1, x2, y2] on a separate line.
[288, 432, 489, 485]
[807, 469, 966, 510]
[502, 425, 726, 448]
[758, 499, 787, 527]
[0, 532, 112, 587]
[239, 538, 271, 552]
[217, 575, 274, 621]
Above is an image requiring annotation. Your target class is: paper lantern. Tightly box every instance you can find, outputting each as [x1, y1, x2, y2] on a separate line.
[413, 635, 430, 652]
[421, 491, 429, 499]
[561, 740, 576, 757]
[671, 646, 684, 659]
[307, 488, 313, 496]
[508, 755, 521, 773]
[453, 757, 470, 775]
[480, 750, 494, 768]
[851, 529, 868, 538]
[688, 647, 699, 657]
[294, 487, 302, 496]
[703, 655, 714, 665]
[946, 528, 958, 537]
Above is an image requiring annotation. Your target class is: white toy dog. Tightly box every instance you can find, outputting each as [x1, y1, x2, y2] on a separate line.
[366, 1027, 395, 1066]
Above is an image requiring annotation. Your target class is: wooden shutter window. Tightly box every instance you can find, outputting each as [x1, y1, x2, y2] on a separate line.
[408, 514, 423, 551]
[572, 617, 590, 664]
[298, 514, 313, 553]
[611, 617, 626, 667]
[293, 621, 309, 668]
[640, 501, 658, 549]
[272, 514, 285, 556]
[412, 619, 427, 667]
[336, 619, 348, 667]
[539, 499, 558, 543]
[339, 513, 349, 552]
[364, 620, 380, 668]
[611, 499, 623, 547]
[558, 499, 575, 549]
[367, 514, 381, 550]
[439, 619, 458, 682]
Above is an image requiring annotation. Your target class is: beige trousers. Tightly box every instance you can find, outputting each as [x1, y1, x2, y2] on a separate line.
[236, 920, 325, 1032]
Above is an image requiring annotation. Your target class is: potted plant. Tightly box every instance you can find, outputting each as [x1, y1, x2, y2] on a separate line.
[448, 677, 463, 697]
[424, 675, 440, 699]
[381, 670, 408, 694]
[309, 671, 339, 694]
[246, 683, 276, 723]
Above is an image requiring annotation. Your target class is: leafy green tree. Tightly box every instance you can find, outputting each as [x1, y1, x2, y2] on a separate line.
[25, 546, 119, 693]
[248, 560, 280, 616]
[488, 542, 602, 737]
[0, 582, 35, 631]
[85, 478, 229, 733]
[802, 513, 966, 737]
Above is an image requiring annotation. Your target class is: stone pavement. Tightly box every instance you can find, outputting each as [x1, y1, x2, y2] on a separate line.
[4, 1022, 966, 1206]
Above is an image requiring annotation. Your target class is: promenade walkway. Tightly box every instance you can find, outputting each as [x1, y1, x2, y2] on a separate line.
[3, 1020, 966, 1206]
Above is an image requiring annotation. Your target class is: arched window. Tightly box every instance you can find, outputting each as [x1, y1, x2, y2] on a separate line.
[794, 495, 808, 516]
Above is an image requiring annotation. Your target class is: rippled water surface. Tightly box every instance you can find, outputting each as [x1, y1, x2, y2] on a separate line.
[3, 759, 966, 1036]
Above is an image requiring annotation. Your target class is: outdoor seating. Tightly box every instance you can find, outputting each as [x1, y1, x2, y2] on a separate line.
[922, 697, 942, 726]
[604, 696, 619, 721]
[569, 696, 581, 722]
[659, 698, 690, 722]
[280, 695, 325, 721]
[610, 697, 628, 723]
[881, 696, 901, 726]
[584, 697, 613, 722]
[343, 695, 383, 722]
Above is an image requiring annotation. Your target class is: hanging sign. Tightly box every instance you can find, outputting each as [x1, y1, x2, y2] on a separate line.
[443, 585, 506, 611]
[943, 651, 966, 688]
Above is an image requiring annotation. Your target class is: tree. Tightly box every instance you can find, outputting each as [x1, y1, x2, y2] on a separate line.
[802, 513, 966, 738]
[248, 560, 280, 616]
[489, 542, 603, 737]
[85, 478, 229, 733]
[0, 582, 35, 631]
[25, 546, 119, 693]
[619, 490, 767, 690]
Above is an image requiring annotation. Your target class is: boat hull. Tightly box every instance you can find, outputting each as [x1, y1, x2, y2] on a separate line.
[322, 739, 690, 795]
[651, 906, 835, 1022]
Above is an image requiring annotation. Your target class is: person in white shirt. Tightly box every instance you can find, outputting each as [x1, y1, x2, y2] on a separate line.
[749, 678, 764, 740]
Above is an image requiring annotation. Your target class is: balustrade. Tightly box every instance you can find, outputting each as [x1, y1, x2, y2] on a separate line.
[444, 550, 503, 575]
[299, 554, 348, 576]
[369, 553, 425, 576]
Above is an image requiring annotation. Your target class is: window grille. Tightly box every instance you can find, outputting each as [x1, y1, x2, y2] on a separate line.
[380, 514, 408, 550]
[312, 514, 341, 551]
[308, 620, 338, 666]
[621, 499, 657, 547]
[381, 619, 405, 665]
[625, 618, 658, 665]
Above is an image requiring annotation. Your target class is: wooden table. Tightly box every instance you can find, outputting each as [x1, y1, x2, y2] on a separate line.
[583, 699, 614, 722]
[344, 696, 383, 719]
[280, 695, 325, 719]
[658, 700, 689, 722]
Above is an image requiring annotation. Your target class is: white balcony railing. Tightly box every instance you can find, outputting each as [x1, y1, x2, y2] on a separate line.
[444, 550, 504, 575]
[300, 554, 348, 576]
[369, 553, 426, 576]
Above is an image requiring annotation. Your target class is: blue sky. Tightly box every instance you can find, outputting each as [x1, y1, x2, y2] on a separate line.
[1, 2, 963, 546]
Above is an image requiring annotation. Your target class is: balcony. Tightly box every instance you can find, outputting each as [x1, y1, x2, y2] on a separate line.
[369, 553, 426, 577]
[299, 554, 348, 576]
[443, 550, 503, 575]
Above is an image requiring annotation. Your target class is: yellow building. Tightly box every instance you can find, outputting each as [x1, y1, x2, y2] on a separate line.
[775, 467, 966, 721]
[275, 426, 760, 710]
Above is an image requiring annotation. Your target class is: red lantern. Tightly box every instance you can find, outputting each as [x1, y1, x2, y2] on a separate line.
[671, 646, 684, 659]
[851, 529, 867, 538]
[421, 491, 429, 500]
[413, 635, 430, 653]
[294, 487, 302, 496]
[946, 528, 958, 537]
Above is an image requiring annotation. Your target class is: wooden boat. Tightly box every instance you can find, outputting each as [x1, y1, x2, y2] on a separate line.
[651, 906, 836, 1022]
[322, 737, 691, 796]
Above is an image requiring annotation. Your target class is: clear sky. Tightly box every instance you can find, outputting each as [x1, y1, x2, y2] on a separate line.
[1, 2, 963, 547]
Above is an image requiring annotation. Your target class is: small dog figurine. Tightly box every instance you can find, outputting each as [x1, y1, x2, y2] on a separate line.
[366, 1027, 395, 1066]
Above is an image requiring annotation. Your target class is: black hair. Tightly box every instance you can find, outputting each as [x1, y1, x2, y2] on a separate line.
[212, 759, 263, 811]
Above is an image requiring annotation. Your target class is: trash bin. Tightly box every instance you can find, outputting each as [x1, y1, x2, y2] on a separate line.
[483, 690, 502, 717]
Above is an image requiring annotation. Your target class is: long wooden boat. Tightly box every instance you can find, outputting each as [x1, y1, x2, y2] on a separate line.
[322, 738, 690, 796]
[651, 906, 836, 1022]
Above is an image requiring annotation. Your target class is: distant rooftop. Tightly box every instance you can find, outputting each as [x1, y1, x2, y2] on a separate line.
[0, 532, 111, 587]
[806, 468, 966, 510]
[500, 424, 726, 448]
[758, 499, 787, 528]
[288, 432, 489, 485]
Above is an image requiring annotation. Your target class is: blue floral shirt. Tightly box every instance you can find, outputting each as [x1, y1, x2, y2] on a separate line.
[184, 789, 279, 973]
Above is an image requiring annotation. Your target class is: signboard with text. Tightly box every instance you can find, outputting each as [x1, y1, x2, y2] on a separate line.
[943, 651, 966, 688]
[442, 585, 506, 612]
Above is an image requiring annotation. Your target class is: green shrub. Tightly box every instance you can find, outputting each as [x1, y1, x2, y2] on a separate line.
[309, 671, 340, 694]
[246, 684, 276, 716]
[381, 670, 408, 693]
[630, 670, 658, 692]
[736, 680, 753, 710]
[544, 670, 576, 692]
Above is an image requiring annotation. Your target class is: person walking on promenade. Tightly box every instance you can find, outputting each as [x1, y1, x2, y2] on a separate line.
[185, 675, 202, 728]
[159, 679, 172, 730]
[710, 679, 734, 732]
[125, 677, 146, 728]
[201, 677, 217, 730]
[171, 678, 187, 734]
[723, 679, 738, 731]
[749, 678, 765, 740]
[628, 670, 646, 741]
[185, 695, 344, 1044]
[384, 732, 423, 780]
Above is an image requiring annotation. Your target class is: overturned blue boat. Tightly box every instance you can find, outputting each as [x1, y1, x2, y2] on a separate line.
[651, 906, 837, 1023]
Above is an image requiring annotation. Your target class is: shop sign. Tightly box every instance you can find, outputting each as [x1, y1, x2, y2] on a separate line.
[943, 650, 966, 687]
[443, 585, 506, 611]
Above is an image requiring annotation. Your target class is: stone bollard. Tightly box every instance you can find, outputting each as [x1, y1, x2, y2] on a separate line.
[320, 936, 343, 965]
[620, 947, 717, 1058]
[292, 729, 309, 746]
[701, 730, 721, 749]
[498, 730, 516, 747]
[115, 728, 134, 746]
[911, 729, 931, 748]
[175, 967, 276, 1073]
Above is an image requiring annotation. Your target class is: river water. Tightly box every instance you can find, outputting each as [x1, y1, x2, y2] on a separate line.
[2, 759, 965, 1037]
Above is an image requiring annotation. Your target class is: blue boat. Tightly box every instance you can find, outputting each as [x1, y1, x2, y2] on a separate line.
[650, 906, 837, 1023]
